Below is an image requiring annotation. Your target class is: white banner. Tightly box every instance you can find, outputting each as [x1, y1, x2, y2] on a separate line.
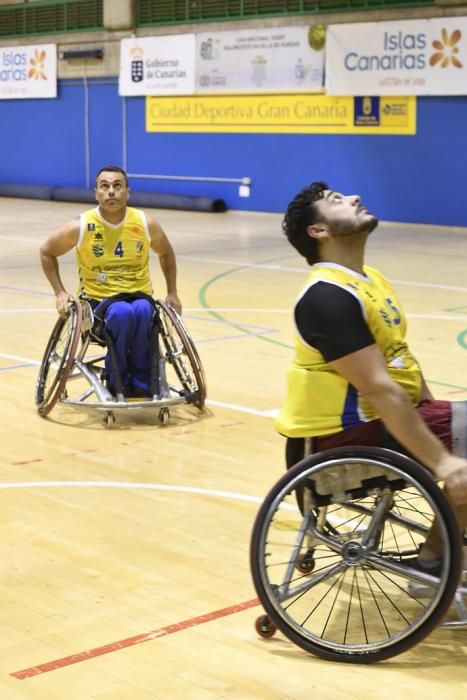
[326, 18, 467, 95]
[0, 44, 56, 99]
[119, 35, 196, 96]
[196, 25, 325, 93]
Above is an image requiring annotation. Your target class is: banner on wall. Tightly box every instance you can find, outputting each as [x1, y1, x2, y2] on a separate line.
[146, 94, 416, 134]
[326, 18, 467, 95]
[195, 25, 325, 93]
[0, 44, 56, 99]
[119, 35, 196, 96]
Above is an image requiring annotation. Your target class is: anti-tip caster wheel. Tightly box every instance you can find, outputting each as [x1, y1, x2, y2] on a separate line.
[103, 411, 115, 428]
[255, 614, 277, 638]
[296, 549, 315, 574]
[159, 407, 170, 425]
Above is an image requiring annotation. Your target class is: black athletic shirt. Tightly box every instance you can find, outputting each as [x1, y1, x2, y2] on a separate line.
[294, 281, 375, 362]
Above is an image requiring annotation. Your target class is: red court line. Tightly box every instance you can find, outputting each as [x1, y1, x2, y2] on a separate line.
[12, 598, 260, 680]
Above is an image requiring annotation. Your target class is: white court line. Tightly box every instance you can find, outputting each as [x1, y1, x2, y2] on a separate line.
[0, 480, 297, 511]
[0, 352, 40, 365]
[0, 353, 280, 416]
[0, 235, 39, 244]
[206, 399, 278, 417]
[178, 255, 303, 272]
[3, 307, 467, 321]
[406, 314, 467, 320]
[0, 480, 262, 502]
[185, 310, 467, 321]
[0, 308, 55, 313]
[392, 279, 467, 293]
[177, 254, 467, 293]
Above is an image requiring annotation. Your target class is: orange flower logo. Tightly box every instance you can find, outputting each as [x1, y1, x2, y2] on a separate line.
[430, 28, 463, 68]
[28, 49, 48, 80]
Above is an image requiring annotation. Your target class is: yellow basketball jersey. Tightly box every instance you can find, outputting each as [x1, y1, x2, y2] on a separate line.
[274, 263, 422, 438]
[76, 207, 153, 301]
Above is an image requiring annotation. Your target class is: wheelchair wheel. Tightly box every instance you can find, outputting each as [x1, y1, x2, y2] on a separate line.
[35, 300, 82, 417]
[156, 300, 206, 409]
[250, 447, 462, 663]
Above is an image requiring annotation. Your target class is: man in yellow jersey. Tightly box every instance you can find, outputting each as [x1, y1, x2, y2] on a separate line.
[275, 181, 467, 574]
[40, 165, 181, 398]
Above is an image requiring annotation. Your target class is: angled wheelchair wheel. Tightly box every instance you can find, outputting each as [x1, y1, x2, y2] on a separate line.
[156, 299, 206, 409]
[35, 300, 82, 417]
[250, 447, 462, 663]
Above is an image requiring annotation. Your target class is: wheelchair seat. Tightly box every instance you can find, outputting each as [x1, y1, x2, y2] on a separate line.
[250, 446, 467, 662]
[35, 298, 206, 426]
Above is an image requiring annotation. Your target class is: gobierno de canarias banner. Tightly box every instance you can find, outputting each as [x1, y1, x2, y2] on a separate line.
[326, 17, 467, 96]
[195, 25, 325, 93]
[0, 44, 57, 99]
[119, 35, 196, 96]
[146, 94, 416, 135]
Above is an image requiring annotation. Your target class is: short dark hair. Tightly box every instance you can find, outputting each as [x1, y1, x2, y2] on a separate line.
[95, 165, 128, 187]
[282, 181, 328, 265]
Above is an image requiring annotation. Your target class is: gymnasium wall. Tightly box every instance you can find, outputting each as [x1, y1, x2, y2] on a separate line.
[0, 76, 463, 227]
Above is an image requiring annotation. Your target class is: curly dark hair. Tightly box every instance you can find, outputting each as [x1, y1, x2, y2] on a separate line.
[282, 181, 328, 265]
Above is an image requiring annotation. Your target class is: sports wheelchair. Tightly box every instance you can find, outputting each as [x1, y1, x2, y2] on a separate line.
[35, 298, 206, 427]
[250, 447, 467, 663]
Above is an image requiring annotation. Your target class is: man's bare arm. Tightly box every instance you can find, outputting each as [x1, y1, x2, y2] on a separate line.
[330, 344, 467, 501]
[40, 220, 80, 317]
[147, 216, 182, 314]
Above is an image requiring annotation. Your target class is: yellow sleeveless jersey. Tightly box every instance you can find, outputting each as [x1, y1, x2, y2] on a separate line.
[76, 207, 153, 301]
[274, 263, 422, 438]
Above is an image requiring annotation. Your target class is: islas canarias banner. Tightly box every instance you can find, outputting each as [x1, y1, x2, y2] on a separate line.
[326, 18, 467, 95]
[0, 44, 57, 99]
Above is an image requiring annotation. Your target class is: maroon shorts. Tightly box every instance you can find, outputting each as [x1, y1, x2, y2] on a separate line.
[285, 400, 454, 469]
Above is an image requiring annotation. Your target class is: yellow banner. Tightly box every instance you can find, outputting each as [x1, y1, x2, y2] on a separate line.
[146, 94, 416, 134]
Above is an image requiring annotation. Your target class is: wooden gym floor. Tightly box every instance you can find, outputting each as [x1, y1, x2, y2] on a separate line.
[0, 197, 466, 699]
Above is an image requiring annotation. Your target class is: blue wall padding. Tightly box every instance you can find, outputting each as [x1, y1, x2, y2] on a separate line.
[128, 190, 227, 212]
[0, 79, 466, 225]
[51, 187, 95, 203]
[51, 187, 227, 211]
[0, 183, 54, 199]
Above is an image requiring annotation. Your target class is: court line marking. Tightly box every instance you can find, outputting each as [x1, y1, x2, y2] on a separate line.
[0, 352, 279, 414]
[0, 235, 41, 244]
[3, 270, 467, 296]
[5, 480, 279, 680]
[0, 353, 40, 365]
[182, 256, 467, 292]
[0, 481, 267, 503]
[11, 598, 261, 680]
[2, 307, 467, 322]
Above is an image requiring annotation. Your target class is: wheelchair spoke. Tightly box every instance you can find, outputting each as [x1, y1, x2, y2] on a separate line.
[251, 448, 462, 661]
[156, 299, 206, 409]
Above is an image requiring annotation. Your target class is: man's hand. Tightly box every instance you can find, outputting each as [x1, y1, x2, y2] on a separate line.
[436, 454, 467, 505]
[166, 292, 182, 315]
[56, 290, 73, 318]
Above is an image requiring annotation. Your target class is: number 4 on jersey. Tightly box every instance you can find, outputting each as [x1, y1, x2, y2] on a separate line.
[114, 241, 124, 257]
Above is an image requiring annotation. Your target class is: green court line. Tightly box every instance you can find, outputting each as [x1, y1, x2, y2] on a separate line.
[457, 329, 467, 351]
[429, 379, 467, 391]
[198, 258, 294, 351]
[198, 259, 467, 391]
[445, 305, 467, 313]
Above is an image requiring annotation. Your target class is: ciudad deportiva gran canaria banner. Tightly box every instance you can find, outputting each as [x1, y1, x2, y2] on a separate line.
[326, 17, 467, 95]
[146, 94, 416, 135]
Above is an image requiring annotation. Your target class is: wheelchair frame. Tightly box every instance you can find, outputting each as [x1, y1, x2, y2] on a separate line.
[35, 298, 207, 426]
[250, 447, 466, 663]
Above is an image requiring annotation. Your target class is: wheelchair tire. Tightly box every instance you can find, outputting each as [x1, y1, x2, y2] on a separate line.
[156, 300, 207, 409]
[35, 300, 82, 417]
[250, 446, 462, 663]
